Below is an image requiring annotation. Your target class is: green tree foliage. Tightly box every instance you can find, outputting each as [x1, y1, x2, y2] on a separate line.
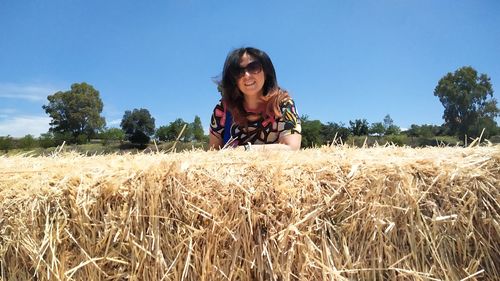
[321, 122, 350, 144]
[53, 132, 73, 145]
[406, 124, 448, 138]
[382, 114, 400, 135]
[128, 130, 150, 146]
[183, 123, 194, 142]
[157, 118, 189, 142]
[0, 135, 14, 153]
[383, 114, 394, 129]
[120, 108, 155, 145]
[369, 122, 385, 136]
[38, 133, 56, 148]
[170, 118, 189, 141]
[349, 119, 369, 136]
[434, 66, 499, 138]
[43, 82, 106, 143]
[155, 126, 170, 142]
[300, 115, 323, 147]
[99, 128, 125, 145]
[19, 134, 37, 150]
[191, 115, 205, 142]
[385, 125, 401, 135]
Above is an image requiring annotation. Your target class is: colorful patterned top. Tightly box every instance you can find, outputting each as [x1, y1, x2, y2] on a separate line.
[209, 98, 302, 147]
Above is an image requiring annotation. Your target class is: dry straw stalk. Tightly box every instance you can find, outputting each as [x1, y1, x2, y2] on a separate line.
[0, 146, 499, 280]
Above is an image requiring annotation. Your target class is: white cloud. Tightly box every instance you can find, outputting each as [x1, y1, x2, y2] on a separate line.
[0, 115, 51, 137]
[0, 83, 58, 102]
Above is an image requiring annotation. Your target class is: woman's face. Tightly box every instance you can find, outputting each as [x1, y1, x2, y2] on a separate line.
[236, 52, 265, 99]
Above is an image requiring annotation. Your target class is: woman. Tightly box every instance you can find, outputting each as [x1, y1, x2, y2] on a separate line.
[209, 47, 301, 151]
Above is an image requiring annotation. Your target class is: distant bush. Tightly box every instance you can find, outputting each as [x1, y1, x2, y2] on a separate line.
[39, 133, 56, 148]
[99, 128, 125, 145]
[0, 136, 14, 153]
[405, 136, 460, 147]
[383, 135, 408, 146]
[53, 132, 73, 146]
[19, 135, 38, 150]
[75, 134, 89, 145]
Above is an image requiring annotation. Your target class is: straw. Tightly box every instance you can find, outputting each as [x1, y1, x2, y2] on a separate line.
[0, 145, 498, 280]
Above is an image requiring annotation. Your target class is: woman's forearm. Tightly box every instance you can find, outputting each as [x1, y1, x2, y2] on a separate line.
[237, 143, 296, 151]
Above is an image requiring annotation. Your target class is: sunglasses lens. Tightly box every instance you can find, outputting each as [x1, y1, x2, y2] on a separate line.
[247, 61, 262, 74]
[235, 61, 262, 78]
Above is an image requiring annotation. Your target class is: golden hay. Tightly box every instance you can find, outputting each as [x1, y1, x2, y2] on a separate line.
[0, 146, 499, 280]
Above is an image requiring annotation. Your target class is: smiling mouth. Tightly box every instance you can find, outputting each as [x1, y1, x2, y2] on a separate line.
[244, 81, 256, 86]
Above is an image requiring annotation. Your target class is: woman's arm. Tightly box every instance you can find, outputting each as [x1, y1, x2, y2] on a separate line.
[209, 132, 223, 150]
[236, 134, 302, 151]
[279, 133, 301, 150]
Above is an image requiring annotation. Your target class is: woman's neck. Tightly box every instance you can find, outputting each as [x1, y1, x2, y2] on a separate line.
[243, 95, 263, 112]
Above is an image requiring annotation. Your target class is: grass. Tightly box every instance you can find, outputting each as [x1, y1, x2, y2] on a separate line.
[0, 141, 208, 156]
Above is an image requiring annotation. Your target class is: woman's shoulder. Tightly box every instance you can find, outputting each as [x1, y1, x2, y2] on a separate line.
[279, 96, 297, 109]
[278, 96, 300, 120]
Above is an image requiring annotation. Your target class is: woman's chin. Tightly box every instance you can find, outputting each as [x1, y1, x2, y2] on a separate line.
[242, 90, 263, 98]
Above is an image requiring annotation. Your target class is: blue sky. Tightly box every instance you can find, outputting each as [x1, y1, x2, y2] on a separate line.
[1, 0, 499, 137]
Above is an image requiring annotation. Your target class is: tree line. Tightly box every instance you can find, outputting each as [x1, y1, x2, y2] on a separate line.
[300, 115, 463, 147]
[0, 65, 499, 152]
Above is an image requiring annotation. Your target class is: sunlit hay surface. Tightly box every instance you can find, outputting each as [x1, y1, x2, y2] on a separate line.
[0, 146, 499, 281]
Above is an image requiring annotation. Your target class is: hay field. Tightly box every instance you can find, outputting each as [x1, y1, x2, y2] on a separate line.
[0, 146, 499, 280]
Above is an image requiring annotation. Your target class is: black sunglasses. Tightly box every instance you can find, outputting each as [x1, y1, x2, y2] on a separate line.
[234, 61, 263, 78]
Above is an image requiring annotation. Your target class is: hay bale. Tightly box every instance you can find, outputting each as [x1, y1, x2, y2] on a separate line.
[0, 146, 499, 280]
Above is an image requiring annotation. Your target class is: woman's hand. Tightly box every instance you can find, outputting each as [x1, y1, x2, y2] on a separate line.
[237, 134, 302, 151]
[210, 132, 302, 151]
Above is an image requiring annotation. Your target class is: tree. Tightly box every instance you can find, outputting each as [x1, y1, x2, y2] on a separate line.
[155, 126, 170, 142]
[434, 66, 499, 138]
[128, 130, 150, 145]
[99, 128, 125, 145]
[161, 118, 189, 142]
[406, 124, 431, 138]
[349, 119, 369, 136]
[321, 122, 350, 144]
[38, 133, 56, 148]
[53, 132, 73, 145]
[120, 108, 155, 145]
[383, 114, 394, 130]
[369, 122, 385, 136]
[385, 125, 401, 135]
[0, 135, 14, 153]
[405, 124, 449, 138]
[183, 123, 194, 142]
[191, 115, 205, 142]
[43, 82, 106, 142]
[300, 115, 323, 147]
[19, 134, 37, 150]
